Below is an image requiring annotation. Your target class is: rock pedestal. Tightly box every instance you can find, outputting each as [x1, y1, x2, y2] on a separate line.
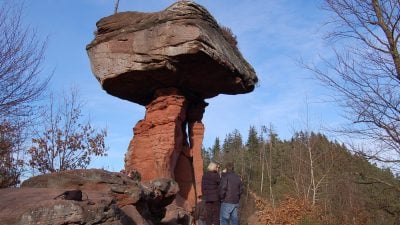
[125, 88, 206, 211]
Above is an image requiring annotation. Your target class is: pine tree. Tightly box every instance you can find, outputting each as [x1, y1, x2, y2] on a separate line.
[222, 129, 243, 169]
[246, 126, 260, 154]
[210, 137, 221, 161]
[201, 146, 211, 172]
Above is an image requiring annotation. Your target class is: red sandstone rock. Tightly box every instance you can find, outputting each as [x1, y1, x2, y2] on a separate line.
[86, 0, 258, 215]
[86, 1, 257, 106]
[125, 88, 205, 211]
[125, 88, 187, 180]
[0, 169, 181, 225]
[1, 170, 180, 225]
[0, 187, 120, 225]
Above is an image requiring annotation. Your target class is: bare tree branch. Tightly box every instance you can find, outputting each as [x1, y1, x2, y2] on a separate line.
[307, 0, 400, 167]
[0, 2, 50, 186]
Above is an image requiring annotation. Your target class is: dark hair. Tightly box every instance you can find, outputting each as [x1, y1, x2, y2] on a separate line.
[225, 162, 234, 172]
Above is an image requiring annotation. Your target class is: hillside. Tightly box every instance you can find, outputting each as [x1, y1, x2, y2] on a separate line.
[204, 127, 400, 225]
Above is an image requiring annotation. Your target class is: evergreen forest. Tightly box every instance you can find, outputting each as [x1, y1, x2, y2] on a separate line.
[203, 126, 400, 225]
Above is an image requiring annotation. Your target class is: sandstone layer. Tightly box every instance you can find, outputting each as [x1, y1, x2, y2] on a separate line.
[125, 88, 205, 212]
[86, 1, 258, 106]
[0, 169, 182, 225]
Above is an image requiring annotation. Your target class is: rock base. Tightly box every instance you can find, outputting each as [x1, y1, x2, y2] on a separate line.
[0, 169, 184, 225]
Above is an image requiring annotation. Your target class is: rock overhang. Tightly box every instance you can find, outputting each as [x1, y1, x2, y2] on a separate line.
[87, 1, 258, 106]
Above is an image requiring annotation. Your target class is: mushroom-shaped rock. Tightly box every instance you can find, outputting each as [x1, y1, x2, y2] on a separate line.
[86, 1, 258, 215]
[86, 1, 258, 106]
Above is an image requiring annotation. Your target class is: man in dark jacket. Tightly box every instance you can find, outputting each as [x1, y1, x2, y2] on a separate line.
[219, 162, 242, 225]
[201, 161, 221, 225]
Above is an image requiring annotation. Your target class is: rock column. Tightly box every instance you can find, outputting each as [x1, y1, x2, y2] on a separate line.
[125, 87, 207, 211]
[174, 100, 207, 211]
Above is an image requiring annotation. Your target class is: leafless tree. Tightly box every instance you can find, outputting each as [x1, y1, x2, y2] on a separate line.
[308, 0, 400, 166]
[0, 2, 49, 186]
[261, 125, 276, 207]
[114, 0, 120, 14]
[28, 88, 107, 174]
[0, 2, 49, 117]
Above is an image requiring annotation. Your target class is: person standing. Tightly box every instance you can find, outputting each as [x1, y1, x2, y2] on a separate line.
[219, 162, 243, 225]
[201, 162, 221, 225]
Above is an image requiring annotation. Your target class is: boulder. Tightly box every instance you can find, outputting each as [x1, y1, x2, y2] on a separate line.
[0, 169, 182, 225]
[86, 1, 257, 106]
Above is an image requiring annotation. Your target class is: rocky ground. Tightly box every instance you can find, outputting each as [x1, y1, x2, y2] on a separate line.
[0, 169, 188, 225]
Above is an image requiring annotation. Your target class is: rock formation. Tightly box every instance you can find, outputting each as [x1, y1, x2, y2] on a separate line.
[0, 169, 182, 225]
[86, 1, 258, 212]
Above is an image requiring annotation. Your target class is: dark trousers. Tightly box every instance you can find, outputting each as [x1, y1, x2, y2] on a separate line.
[205, 201, 220, 225]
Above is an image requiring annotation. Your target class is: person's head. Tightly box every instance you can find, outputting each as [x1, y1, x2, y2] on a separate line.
[207, 162, 219, 172]
[225, 162, 234, 172]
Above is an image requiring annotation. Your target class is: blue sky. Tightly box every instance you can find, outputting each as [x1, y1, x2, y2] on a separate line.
[20, 0, 342, 171]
